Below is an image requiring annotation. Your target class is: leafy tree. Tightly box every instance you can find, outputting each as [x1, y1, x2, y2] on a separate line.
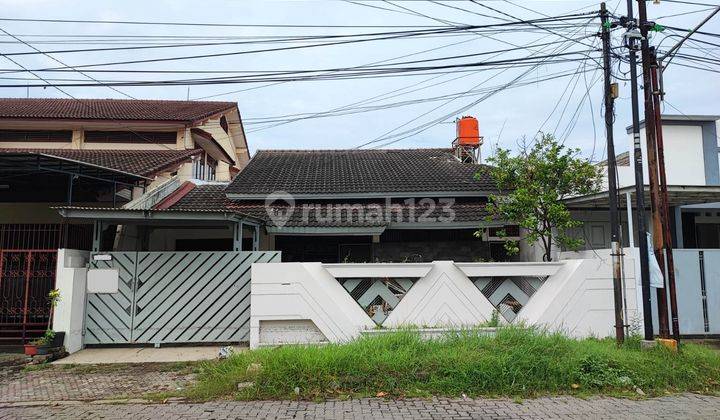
[478, 134, 602, 261]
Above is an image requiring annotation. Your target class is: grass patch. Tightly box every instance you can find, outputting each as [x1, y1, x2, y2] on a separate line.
[184, 327, 720, 401]
[22, 362, 50, 372]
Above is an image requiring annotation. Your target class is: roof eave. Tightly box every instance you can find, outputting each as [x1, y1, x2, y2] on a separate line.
[190, 128, 236, 165]
[54, 207, 264, 224]
[226, 191, 494, 200]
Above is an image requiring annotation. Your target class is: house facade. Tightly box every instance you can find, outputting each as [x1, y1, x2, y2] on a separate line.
[565, 114, 720, 251]
[0, 98, 251, 344]
[183, 148, 517, 262]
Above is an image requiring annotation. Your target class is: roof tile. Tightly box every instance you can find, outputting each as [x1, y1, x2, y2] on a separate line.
[0, 148, 202, 177]
[225, 149, 495, 196]
[0, 98, 235, 123]
[171, 184, 490, 227]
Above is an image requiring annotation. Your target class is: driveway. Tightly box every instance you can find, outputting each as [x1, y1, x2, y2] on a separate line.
[0, 362, 195, 403]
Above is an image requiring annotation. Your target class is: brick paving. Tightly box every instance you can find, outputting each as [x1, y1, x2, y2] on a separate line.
[0, 363, 195, 403]
[0, 362, 718, 419]
[0, 394, 719, 419]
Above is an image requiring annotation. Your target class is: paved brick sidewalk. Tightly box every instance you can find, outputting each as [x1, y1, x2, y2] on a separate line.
[1, 394, 719, 419]
[0, 364, 195, 403]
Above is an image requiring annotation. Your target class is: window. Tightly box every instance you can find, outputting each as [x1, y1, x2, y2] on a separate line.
[85, 131, 176, 144]
[0, 129, 72, 143]
[192, 153, 218, 181]
[219, 115, 229, 134]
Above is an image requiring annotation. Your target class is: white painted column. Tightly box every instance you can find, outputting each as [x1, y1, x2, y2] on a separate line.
[53, 249, 90, 354]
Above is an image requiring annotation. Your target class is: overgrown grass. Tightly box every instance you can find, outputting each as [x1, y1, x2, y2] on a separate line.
[184, 327, 720, 401]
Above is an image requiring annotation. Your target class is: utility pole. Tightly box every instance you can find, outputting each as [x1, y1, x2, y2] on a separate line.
[650, 51, 680, 343]
[638, 0, 670, 338]
[653, 3, 720, 344]
[600, 2, 625, 345]
[625, 0, 654, 341]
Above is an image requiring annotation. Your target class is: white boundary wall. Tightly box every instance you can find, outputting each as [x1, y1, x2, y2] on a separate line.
[250, 258, 637, 348]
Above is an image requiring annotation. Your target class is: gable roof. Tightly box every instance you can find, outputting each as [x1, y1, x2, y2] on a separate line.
[225, 149, 496, 198]
[0, 98, 236, 123]
[0, 148, 202, 177]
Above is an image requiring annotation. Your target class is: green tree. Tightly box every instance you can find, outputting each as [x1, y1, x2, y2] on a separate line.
[478, 134, 602, 261]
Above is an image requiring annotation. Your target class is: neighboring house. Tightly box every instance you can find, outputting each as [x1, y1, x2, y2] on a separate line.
[563, 114, 720, 336]
[565, 114, 720, 251]
[0, 98, 251, 344]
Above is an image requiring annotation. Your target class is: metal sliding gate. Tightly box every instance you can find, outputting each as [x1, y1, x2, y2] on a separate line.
[84, 251, 280, 345]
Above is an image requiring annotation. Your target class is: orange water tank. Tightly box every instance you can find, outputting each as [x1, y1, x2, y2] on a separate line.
[456, 116, 480, 146]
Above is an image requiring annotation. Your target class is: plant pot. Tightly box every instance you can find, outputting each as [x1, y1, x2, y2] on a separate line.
[24, 344, 38, 356]
[36, 345, 52, 355]
[51, 332, 65, 348]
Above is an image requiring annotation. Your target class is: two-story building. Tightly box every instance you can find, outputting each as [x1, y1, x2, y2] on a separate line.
[562, 114, 720, 337]
[0, 97, 251, 345]
[564, 114, 720, 251]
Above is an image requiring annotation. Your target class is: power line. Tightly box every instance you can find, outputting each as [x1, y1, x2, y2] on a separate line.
[0, 16, 595, 73]
[655, 6, 718, 20]
[195, 32, 568, 101]
[0, 51, 599, 88]
[244, 29, 587, 133]
[662, 0, 720, 7]
[0, 26, 138, 102]
[241, 68, 594, 126]
[0, 26, 516, 57]
[0, 37, 177, 151]
[349, 1, 599, 148]
[362, 15, 599, 149]
[0, 16, 448, 29]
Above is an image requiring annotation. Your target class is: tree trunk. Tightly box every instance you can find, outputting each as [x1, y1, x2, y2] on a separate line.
[543, 234, 553, 262]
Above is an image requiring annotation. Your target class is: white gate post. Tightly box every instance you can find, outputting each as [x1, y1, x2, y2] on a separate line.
[53, 249, 90, 354]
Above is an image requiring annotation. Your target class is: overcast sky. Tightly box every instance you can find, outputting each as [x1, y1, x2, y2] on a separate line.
[0, 0, 717, 160]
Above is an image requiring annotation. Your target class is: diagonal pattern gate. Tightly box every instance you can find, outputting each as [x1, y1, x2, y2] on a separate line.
[85, 251, 280, 345]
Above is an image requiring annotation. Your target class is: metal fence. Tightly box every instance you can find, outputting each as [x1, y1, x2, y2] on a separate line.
[651, 249, 720, 336]
[0, 223, 93, 250]
[84, 250, 281, 345]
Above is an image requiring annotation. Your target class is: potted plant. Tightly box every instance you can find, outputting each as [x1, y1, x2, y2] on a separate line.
[23, 341, 38, 356]
[25, 330, 55, 355]
[24, 289, 62, 356]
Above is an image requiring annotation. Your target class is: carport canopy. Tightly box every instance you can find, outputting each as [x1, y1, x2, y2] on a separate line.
[0, 151, 148, 186]
[55, 206, 264, 252]
[0, 151, 149, 204]
[563, 185, 720, 209]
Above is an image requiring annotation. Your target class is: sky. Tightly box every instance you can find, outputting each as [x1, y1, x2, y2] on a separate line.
[0, 0, 717, 161]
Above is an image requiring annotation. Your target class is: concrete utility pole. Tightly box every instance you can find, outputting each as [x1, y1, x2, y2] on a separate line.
[600, 2, 625, 345]
[637, 0, 670, 338]
[625, 0, 654, 341]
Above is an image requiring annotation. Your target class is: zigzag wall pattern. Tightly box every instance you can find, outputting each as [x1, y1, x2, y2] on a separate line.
[251, 259, 639, 348]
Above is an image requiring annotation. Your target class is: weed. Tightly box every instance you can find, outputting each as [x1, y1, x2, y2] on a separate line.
[23, 363, 50, 372]
[184, 327, 720, 401]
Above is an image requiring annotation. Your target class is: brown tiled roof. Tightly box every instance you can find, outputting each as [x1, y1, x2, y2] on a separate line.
[598, 151, 630, 167]
[0, 98, 235, 123]
[225, 149, 496, 197]
[0, 148, 202, 177]
[171, 184, 490, 227]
